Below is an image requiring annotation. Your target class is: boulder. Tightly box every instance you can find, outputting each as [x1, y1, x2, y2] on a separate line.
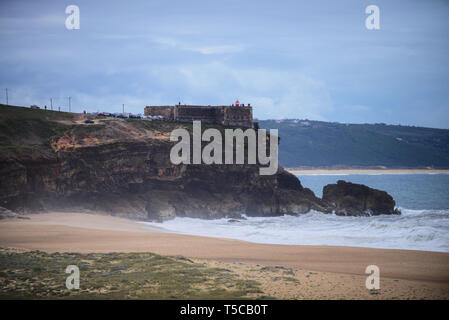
[322, 180, 401, 216]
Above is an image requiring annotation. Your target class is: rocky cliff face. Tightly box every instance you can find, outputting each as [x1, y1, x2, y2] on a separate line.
[0, 105, 399, 220]
[0, 136, 329, 221]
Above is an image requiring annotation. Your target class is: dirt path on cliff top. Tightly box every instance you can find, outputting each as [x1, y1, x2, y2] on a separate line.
[1, 212, 448, 285]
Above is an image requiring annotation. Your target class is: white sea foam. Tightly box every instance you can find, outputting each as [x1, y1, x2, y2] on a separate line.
[141, 208, 449, 252]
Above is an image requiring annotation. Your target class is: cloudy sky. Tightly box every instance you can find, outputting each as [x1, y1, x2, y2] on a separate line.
[0, 0, 448, 128]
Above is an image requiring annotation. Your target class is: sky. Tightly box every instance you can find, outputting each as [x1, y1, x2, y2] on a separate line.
[0, 0, 448, 128]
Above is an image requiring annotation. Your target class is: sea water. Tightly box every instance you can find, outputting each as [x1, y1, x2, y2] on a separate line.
[142, 174, 449, 252]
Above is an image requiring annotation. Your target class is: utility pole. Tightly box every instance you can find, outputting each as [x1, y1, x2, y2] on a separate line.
[50, 98, 53, 111]
[5, 88, 8, 105]
[68, 96, 71, 112]
[122, 104, 125, 114]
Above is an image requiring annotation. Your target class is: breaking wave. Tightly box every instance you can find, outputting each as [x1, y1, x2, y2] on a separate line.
[142, 208, 449, 252]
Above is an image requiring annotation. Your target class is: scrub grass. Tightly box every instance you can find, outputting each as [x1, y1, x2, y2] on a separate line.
[0, 248, 263, 300]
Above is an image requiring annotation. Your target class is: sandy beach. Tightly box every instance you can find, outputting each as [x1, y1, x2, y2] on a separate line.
[1, 212, 448, 299]
[287, 168, 449, 175]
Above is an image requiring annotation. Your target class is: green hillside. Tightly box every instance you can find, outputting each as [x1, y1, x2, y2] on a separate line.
[259, 120, 449, 168]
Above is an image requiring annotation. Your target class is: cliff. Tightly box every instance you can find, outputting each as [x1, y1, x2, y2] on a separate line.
[0, 105, 328, 221]
[0, 104, 399, 220]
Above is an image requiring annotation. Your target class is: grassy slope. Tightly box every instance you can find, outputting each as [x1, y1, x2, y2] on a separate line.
[0, 105, 179, 155]
[0, 104, 74, 152]
[259, 120, 449, 168]
[0, 105, 249, 158]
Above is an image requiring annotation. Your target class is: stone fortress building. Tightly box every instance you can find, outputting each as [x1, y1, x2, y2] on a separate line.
[144, 100, 254, 128]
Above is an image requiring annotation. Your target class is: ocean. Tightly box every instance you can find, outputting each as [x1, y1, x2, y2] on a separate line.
[142, 174, 449, 252]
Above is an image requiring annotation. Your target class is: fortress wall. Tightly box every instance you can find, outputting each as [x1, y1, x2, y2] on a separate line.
[144, 105, 253, 128]
[223, 106, 253, 128]
[144, 106, 174, 119]
[175, 106, 217, 124]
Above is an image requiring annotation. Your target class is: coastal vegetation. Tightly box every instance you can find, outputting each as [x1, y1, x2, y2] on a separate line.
[259, 119, 449, 168]
[0, 248, 264, 299]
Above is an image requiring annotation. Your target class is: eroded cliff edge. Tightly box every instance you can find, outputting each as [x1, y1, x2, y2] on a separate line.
[0, 105, 399, 220]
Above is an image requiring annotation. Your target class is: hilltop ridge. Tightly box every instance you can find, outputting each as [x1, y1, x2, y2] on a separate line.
[259, 119, 449, 168]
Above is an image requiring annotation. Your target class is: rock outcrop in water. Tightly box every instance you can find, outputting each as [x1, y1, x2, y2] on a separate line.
[0, 105, 399, 220]
[322, 180, 401, 216]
